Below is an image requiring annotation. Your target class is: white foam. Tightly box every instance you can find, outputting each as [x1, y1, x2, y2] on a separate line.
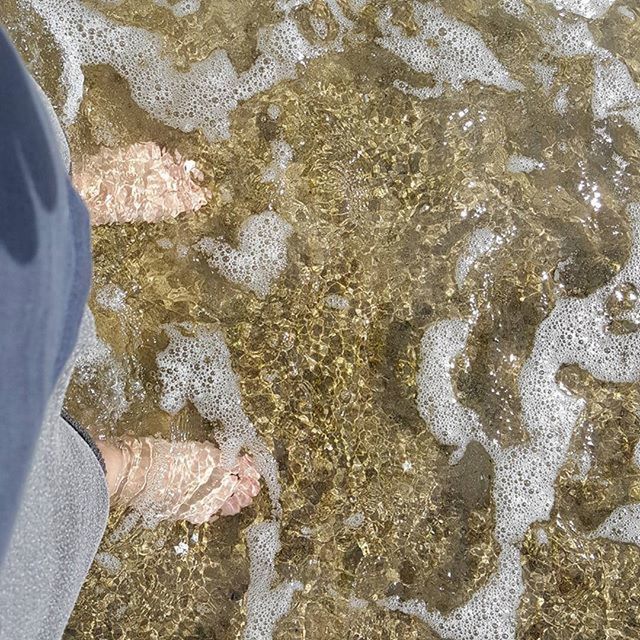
[195, 211, 293, 298]
[592, 54, 640, 137]
[156, 324, 300, 637]
[540, 0, 615, 19]
[310, 15, 329, 39]
[574, 445, 593, 479]
[324, 0, 355, 31]
[537, 15, 640, 140]
[382, 545, 524, 640]
[153, 0, 200, 17]
[174, 541, 189, 556]
[176, 244, 189, 258]
[347, 0, 369, 11]
[376, 2, 523, 100]
[593, 504, 640, 546]
[531, 61, 557, 93]
[541, 17, 596, 57]
[108, 510, 141, 543]
[506, 154, 544, 173]
[244, 521, 303, 640]
[325, 294, 350, 310]
[535, 528, 549, 545]
[267, 104, 282, 121]
[261, 140, 293, 184]
[502, 0, 529, 17]
[455, 228, 503, 287]
[96, 283, 127, 312]
[590, 417, 640, 547]
[535, 203, 640, 386]
[343, 512, 365, 528]
[421, 314, 574, 543]
[94, 551, 122, 574]
[409, 310, 573, 635]
[156, 238, 174, 250]
[617, 5, 636, 20]
[401, 204, 640, 637]
[27, 0, 355, 139]
[74, 310, 130, 421]
[554, 84, 570, 114]
[499, 205, 640, 541]
[348, 597, 368, 609]
[417, 320, 484, 464]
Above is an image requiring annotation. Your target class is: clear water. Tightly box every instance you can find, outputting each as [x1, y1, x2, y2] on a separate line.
[3, 0, 640, 638]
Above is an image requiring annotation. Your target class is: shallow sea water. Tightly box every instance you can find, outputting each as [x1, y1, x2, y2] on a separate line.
[3, 0, 640, 638]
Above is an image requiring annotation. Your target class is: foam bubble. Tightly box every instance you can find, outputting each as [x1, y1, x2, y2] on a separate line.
[383, 545, 524, 640]
[455, 228, 504, 287]
[343, 512, 365, 528]
[531, 61, 557, 93]
[537, 204, 640, 386]
[541, 0, 615, 19]
[267, 104, 282, 120]
[153, 0, 200, 17]
[417, 320, 484, 464]
[108, 511, 141, 543]
[261, 140, 293, 184]
[542, 17, 596, 57]
[502, 0, 529, 17]
[506, 154, 544, 173]
[173, 541, 189, 556]
[593, 504, 640, 546]
[348, 597, 368, 609]
[94, 551, 122, 574]
[554, 84, 570, 114]
[156, 324, 300, 635]
[347, 0, 369, 11]
[74, 310, 130, 421]
[402, 204, 640, 636]
[590, 412, 640, 547]
[310, 14, 329, 39]
[592, 54, 640, 137]
[195, 211, 293, 298]
[376, 1, 523, 100]
[27, 0, 355, 139]
[535, 528, 549, 545]
[96, 283, 127, 312]
[537, 15, 640, 140]
[244, 521, 303, 640]
[325, 294, 350, 310]
[617, 5, 636, 20]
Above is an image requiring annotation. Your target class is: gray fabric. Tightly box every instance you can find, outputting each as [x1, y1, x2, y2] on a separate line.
[61, 408, 107, 474]
[0, 28, 93, 566]
[0, 29, 109, 639]
[0, 313, 110, 640]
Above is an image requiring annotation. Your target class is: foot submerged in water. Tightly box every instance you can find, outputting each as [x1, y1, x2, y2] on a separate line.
[98, 436, 261, 525]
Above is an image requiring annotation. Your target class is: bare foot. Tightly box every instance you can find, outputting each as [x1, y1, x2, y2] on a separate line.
[97, 437, 260, 525]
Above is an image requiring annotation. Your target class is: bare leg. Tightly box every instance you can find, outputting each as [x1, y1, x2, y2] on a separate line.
[95, 440, 126, 499]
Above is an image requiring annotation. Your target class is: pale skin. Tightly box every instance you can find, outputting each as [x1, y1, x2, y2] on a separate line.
[94, 438, 261, 524]
[95, 440, 126, 498]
